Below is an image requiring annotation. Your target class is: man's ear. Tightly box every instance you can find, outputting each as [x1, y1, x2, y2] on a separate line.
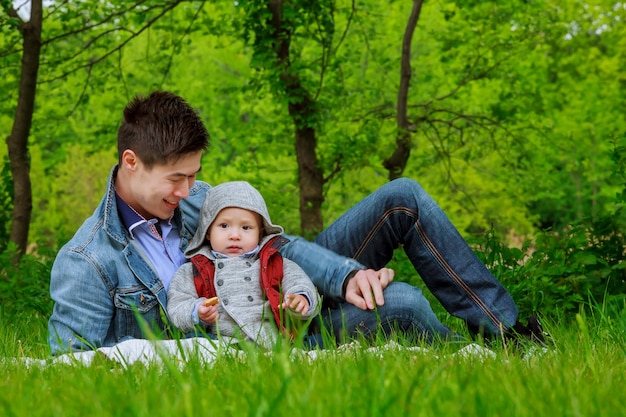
[121, 150, 138, 172]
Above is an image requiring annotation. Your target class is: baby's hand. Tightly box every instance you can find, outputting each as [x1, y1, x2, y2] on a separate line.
[282, 293, 309, 315]
[198, 297, 220, 324]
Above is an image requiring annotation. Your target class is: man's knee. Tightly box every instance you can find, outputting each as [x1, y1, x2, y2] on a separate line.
[380, 282, 430, 317]
[378, 178, 429, 212]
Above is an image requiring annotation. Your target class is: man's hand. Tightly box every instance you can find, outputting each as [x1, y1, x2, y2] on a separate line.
[344, 268, 395, 310]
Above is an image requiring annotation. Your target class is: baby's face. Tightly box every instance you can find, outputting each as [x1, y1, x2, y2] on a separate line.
[207, 207, 261, 257]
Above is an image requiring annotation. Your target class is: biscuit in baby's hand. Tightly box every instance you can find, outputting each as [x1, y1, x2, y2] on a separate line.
[203, 297, 220, 307]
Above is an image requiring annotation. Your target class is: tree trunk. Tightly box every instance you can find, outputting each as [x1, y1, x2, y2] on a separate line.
[292, 109, 324, 238]
[268, 0, 324, 237]
[383, 0, 424, 181]
[6, 0, 42, 259]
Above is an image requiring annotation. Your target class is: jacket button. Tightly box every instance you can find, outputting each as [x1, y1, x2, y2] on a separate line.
[223, 299, 229, 305]
[217, 262, 224, 269]
[245, 261, 252, 267]
[244, 276, 251, 282]
[247, 296, 253, 302]
[217, 279, 224, 286]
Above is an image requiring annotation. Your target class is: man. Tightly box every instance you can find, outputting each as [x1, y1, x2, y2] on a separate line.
[48, 90, 542, 355]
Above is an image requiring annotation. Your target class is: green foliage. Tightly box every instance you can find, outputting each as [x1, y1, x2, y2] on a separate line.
[474, 212, 626, 321]
[512, 1, 626, 230]
[0, 243, 54, 319]
[0, 156, 13, 252]
[611, 132, 626, 208]
[4, 0, 623, 250]
[3, 311, 626, 416]
[427, 129, 626, 321]
[501, 134, 626, 317]
[1, 0, 626, 331]
[29, 144, 115, 248]
[589, 294, 626, 355]
[0, 2, 21, 111]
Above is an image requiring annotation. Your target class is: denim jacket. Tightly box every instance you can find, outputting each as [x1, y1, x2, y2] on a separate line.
[47, 166, 207, 355]
[48, 167, 362, 355]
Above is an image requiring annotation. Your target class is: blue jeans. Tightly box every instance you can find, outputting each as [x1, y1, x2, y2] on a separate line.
[312, 178, 518, 342]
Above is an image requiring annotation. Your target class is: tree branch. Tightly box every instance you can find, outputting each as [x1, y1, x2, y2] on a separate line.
[40, 1, 184, 84]
[158, 1, 206, 87]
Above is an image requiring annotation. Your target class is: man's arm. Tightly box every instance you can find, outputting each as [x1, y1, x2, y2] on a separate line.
[279, 234, 364, 301]
[48, 250, 114, 355]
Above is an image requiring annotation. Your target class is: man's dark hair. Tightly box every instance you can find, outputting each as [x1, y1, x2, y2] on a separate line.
[117, 91, 210, 168]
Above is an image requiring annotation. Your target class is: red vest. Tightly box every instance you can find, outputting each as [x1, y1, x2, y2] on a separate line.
[191, 236, 287, 332]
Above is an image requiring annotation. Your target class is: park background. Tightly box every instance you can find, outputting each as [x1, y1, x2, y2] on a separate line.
[1, 1, 626, 415]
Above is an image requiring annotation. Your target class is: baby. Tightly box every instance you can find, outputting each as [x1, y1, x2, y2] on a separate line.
[167, 181, 320, 348]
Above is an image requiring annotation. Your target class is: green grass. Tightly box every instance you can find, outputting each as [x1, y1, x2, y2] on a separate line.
[1, 307, 625, 417]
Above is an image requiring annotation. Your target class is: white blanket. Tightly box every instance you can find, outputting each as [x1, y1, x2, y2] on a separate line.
[8, 339, 529, 369]
[16, 337, 233, 368]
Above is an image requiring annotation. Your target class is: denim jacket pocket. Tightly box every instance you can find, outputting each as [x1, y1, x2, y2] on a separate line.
[113, 287, 163, 341]
[114, 287, 159, 312]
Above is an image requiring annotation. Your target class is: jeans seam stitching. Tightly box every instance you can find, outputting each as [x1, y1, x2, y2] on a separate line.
[414, 221, 502, 329]
[352, 207, 416, 260]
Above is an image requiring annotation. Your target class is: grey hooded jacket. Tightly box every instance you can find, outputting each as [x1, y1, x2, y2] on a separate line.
[166, 181, 319, 348]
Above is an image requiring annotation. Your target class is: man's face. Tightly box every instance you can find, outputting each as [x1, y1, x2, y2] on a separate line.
[127, 151, 203, 220]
